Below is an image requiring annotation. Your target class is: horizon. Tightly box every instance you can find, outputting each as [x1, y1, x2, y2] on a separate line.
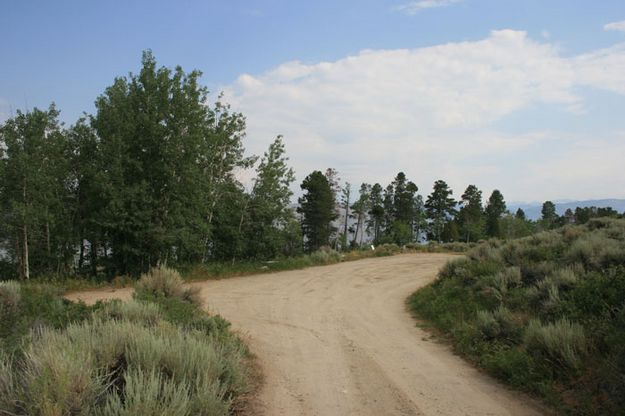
[2, 0, 625, 202]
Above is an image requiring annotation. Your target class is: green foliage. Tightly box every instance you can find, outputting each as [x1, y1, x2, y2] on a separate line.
[0, 105, 73, 279]
[0, 282, 93, 354]
[425, 179, 457, 243]
[0, 280, 21, 317]
[409, 219, 625, 414]
[484, 189, 506, 238]
[458, 184, 484, 242]
[298, 171, 337, 252]
[244, 136, 298, 259]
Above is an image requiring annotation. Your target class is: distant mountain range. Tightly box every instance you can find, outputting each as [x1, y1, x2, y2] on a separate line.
[507, 199, 625, 221]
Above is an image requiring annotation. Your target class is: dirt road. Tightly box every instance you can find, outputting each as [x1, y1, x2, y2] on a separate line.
[67, 254, 545, 416]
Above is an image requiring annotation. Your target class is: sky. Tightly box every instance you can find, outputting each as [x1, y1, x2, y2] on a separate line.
[1, 0, 625, 203]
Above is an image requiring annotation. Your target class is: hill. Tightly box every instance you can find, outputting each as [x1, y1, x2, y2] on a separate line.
[409, 218, 625, 414]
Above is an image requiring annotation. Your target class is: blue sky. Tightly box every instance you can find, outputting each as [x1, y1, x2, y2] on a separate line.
[2, 0, 625, 202]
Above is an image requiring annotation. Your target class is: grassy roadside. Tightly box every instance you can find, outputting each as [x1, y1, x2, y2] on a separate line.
[25, 242, 474, 293]
[0, 267, 251, 415]
[408, 218, 625, 415]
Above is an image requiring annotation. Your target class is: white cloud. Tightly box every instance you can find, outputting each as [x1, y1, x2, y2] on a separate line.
[223, 30, 625, 201]
[394, 0, 462, 14]
[604, 20, 625, 32]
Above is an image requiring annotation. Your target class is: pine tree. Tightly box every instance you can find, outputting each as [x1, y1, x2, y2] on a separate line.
[458, 184, 484, 242]
[425, 180, 457, 243]
[485, 190, 506, 238]
[367, 183, 384, 244]
[541, 201, 557, 229]
[298, 171, 337, 252]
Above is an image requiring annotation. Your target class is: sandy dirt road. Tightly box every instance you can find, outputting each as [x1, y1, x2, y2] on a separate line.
[67, 253, 545, 416]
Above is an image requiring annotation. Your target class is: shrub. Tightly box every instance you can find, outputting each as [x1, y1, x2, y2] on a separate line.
[94, 300, 163, 326]
[2, 317, 245, 416]
[524, 319, 587, 370]
[479, 267, 521, 302]
[476, 305, 516, 341]
[476, 309, 499, 339]
[468, 244, 502, 263]
[309, 247, 342, 264]
[438, 257, 471, 281]
[135, 266, 202, 306]
[19, 327, 106, 415]
[567, 234, 624, 269]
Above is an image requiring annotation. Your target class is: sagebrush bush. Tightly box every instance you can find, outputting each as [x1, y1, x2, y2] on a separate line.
[476, 305, 516, 340]
[1, 316, 245, 416]
[309, 247, 341, 264]
[468, 244, 502, 263]
[524, 319, 587, 370]
[480, 267, 521, 302]
[94, 300, 163, 326]
[476, 309, 499, 339]
[135, 266, 202, 306]
[567, 234, 624, 268]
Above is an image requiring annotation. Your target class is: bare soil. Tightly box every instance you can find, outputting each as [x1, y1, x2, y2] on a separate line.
[66, 253, 546, 416]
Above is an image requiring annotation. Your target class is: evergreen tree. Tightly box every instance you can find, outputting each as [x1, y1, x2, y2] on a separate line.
[298, 171, 337, 252]
[541, 201, 557, 229]
[515, 208, 526, 220]
[390, 172, 419, 243]
[367, 183, 384, 244]
[485, 190, 506, 238]
[458, 184, 484, 242]
[425, 180, 457, 243]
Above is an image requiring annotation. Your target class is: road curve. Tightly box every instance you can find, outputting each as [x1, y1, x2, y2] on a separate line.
[67, 253, 546, 416]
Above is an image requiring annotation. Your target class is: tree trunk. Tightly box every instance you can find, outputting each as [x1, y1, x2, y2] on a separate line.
[15, 232, 22, 278]
[232, 199, 249, 265]
[91, 239, 98, 277]
[22, 224, 29, 280]
[45, 221, 51, 256]
[21, 180, 30, 280]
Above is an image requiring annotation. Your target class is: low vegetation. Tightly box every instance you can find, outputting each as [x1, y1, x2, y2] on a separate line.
[0, 267, 249, 415]
[409, 217, 625, 414]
